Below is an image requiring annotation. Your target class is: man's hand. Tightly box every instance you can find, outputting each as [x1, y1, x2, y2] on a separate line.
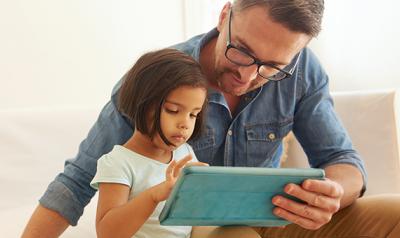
[272, 178, 344, 230]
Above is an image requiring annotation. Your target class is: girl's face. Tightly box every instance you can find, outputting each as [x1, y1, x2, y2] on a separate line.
[156, 85, 206, 150]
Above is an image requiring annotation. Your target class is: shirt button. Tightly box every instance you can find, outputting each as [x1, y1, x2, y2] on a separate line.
[228, 130, 233, 136]
[268, 133, 276, 140]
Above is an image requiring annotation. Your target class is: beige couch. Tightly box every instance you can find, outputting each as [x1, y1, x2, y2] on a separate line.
[1, 90, 399, 237]
[281, 89, 400, 196]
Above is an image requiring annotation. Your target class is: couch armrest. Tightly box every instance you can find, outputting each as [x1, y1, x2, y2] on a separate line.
[282, 89, 400, 196]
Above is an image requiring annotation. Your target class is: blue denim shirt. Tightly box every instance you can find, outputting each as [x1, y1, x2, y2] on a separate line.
[40, 28, 367, 226]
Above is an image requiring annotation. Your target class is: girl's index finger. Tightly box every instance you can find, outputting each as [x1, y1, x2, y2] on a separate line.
[176, 155, 193, 166]
[186, 162, 209, 167]
[181, 154, 192, 162]
[173, 156, 193, 177]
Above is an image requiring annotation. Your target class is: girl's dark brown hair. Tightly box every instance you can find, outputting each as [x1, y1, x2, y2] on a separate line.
[118, 48, 208, 146]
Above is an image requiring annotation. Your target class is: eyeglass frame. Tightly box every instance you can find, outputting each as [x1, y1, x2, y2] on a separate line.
[224, 8, 302, 81]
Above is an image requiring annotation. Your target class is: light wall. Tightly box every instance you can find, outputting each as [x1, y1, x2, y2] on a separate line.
[2, 1, 399, 111]
[310, 0, 400, 92]
[0, 0, 184, 110]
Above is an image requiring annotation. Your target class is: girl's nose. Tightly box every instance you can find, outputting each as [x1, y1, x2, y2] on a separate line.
[178, 119, 189, 130]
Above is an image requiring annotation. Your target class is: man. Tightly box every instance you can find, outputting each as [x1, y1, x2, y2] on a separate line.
[23, 0, 400, 237]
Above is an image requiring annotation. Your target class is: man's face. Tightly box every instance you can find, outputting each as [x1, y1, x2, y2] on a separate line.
[212, 4, 311, 96]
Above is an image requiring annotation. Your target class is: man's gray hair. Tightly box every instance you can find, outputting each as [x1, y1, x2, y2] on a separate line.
[233, 0, 324, 37]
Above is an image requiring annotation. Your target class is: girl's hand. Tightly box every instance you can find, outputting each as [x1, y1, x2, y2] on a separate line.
[150, 155, 209, 202]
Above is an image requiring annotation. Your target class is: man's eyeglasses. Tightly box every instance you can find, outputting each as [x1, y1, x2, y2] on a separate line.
[224, 8, 301, 81]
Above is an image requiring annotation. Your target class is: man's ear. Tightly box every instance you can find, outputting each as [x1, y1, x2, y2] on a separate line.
[217, 2, 232, 32]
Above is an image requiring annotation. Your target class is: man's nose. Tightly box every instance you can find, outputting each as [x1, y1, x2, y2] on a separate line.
[237, 64, 258, 83]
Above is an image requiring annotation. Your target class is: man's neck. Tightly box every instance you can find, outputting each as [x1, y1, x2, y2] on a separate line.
[224, 92, 241, 116]
[199, 36, 241, 114]
[200, 36, 217, 88]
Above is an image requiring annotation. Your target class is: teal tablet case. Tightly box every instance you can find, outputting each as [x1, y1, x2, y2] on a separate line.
[159, 166, 325, 227]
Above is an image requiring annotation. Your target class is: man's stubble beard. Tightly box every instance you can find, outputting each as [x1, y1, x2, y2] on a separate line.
[213, 68, 269, 96]
[214, 68, 242, 96]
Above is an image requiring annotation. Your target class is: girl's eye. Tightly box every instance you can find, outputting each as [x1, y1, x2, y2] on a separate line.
[165, 108, 178, 114]
[190, 114, 198, 118]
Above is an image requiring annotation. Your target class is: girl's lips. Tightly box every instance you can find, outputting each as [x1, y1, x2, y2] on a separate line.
[171, 135, 186, 142]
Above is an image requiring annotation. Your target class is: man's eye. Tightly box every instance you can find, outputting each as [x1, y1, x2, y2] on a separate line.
[234, 43, 250, 53]
[238, 45, 248, 52]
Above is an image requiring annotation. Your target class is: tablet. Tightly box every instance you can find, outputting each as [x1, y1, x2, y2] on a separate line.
[159, 166, 325, 227]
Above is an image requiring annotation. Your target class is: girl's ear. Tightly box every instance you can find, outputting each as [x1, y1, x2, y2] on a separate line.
[217, 2, 232, 32]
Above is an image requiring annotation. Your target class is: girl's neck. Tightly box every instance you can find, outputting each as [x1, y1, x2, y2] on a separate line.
[123, 132, 172, 164]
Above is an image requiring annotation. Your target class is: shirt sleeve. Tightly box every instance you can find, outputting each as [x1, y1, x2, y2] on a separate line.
[293, 48, 367, 194]
[90, 151, 134, 190]
[39, 76, 134, 226]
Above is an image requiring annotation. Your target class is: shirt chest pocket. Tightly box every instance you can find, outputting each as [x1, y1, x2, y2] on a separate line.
[245, 120, 293, 167]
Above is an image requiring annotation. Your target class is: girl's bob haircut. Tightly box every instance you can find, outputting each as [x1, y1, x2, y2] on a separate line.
[118, 48, 208, 146]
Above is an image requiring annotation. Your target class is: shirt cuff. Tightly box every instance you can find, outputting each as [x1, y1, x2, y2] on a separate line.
[39, 180, 83, 226]
[320, 154, 368, 197]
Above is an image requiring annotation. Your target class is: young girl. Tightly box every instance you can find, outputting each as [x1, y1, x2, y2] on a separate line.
[90, 48, 209, 238]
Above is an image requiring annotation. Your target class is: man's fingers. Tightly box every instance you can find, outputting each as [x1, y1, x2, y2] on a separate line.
[272, 195, 332, 226]
[284, 183, 340, 213]
[273, 206, 325, 230]
[272, 179, 343, 230]
[302, 179, 344, 198]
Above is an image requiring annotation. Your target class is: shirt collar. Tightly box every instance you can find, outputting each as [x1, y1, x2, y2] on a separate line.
[192, 28, 219, 61]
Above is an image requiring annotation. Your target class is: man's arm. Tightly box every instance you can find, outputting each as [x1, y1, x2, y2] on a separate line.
[22, 78, 132, 236]
[21, 205, 69, 238]
[324, 163, 363, 208]
[272, 164, 363, 230]
[271, 49, 366, 230]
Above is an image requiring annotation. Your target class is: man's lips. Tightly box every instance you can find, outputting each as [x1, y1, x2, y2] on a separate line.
[230, 73, 248, 86]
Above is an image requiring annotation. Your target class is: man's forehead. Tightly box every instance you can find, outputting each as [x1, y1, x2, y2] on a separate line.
[231, 7, 310, 65]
